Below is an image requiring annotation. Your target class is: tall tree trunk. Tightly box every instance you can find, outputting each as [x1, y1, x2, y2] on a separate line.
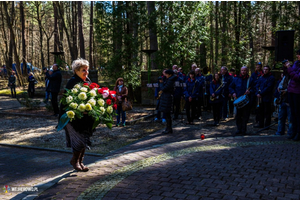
[53, 2, 59, 58]
[221, 1, 227, 66]
[246, 2, 254, 71]
[209, 1, 214, 70]
[78, 1, 85, 59]
[20, 1, 27, 75]
[214, 1, 219, 70]
[271, 2, 277, 47]
[3, 2, 22, 85]
[89, 1, 93, 68]
[147, 1, 158, 69]
[36, 2, 45, 69]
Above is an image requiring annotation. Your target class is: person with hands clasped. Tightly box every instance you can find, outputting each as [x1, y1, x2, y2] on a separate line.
[113, 78, 128, 127]
[183, 71, 199, 125]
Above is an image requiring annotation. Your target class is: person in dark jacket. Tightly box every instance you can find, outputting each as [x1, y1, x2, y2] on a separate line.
[195, 68, 205, 120]
[230, 66, 255, 135]
[183, 71, 199, 125]
[27, 72, 36, 98]
[8, 71, 16, 98]
[287, 49, 300, 141]
[173, 70, 184, 120]
[46, 63, 62, 117]
[255, 65, 275, 129]
[158, 69, 177, 134]
[59, 58, 94, 172]
[251, 62, 263, 126]
[210, 72, 224, 126]
[203, 67, 212, 112]
[43, 67, 51, 103]
[220, 66, 233, 121]
[154, 77, 166, 122]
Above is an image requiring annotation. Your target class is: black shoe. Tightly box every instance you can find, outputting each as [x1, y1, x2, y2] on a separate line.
[292, 133, 300, 141]
[287, 134, 296, 139]
[235, 130, 242, 135]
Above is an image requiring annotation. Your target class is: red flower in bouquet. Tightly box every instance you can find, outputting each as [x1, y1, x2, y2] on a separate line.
[106, 99, 112, 105]
[113, 104, 117, 110]
[98, 87, 108, 94]
[89, 83, 100, 90]
[83, 83, 89, 87]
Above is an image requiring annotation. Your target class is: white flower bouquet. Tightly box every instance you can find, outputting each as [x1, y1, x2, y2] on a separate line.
[57, 82, 117, 131]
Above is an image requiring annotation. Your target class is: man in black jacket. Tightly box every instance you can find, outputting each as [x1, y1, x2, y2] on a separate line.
[46, 64, 62, 117]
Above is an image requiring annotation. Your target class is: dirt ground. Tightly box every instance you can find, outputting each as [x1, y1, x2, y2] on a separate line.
[0, 105, 278, 155]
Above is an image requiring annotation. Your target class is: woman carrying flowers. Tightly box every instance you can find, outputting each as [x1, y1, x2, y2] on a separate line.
[59, 58, 96, 172]
[113, 78, 128, 127]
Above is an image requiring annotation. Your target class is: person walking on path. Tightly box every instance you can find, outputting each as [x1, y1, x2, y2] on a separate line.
[158, 69, 177, 134]
[27, 72, 36, 98]
[8, 71, 16, 98]
[113, 78, 128, 127]
[46, 64, 62, 117]
[287, 49, 300, 141]
[59, 58, 94, 172]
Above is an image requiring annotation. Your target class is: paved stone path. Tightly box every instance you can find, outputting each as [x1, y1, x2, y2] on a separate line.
[1, 95, 300, 200]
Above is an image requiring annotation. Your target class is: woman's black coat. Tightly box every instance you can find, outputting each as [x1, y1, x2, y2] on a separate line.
[158, 75, 177, 113]
[59, 74, 95, 136]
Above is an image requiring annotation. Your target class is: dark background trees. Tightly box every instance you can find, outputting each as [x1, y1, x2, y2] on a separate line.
[0, 1, 299, 86]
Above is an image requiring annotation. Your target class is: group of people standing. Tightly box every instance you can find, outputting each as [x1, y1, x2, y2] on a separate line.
[155, 49, 300, 141]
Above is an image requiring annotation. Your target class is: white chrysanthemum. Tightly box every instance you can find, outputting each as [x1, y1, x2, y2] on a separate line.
[89, 90, 97, 97]
[80, 87, 88, 93]
[66, 96, 73, 103]
[71, 88, 78, 94]
[78, 92, 87, 100]
[69, 102, 78, 110]
[97, 99, 105, 107]
[107, 106, 113, 114]
[88, 99, 96, 106]
[85, 103, 92, 111]
[74, 84, 81, 89]
[78, 104, 86, 112]
[66, 110, 75, 119]
[99, 107, 105, 114]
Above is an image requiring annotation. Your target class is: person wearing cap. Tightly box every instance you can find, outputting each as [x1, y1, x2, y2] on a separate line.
[287, 49, 300, 141]
[254, 65, 275, 129]
[158, 69, 177, 134]
[251, 62, 263, 126]
[46, 63, 62, 117]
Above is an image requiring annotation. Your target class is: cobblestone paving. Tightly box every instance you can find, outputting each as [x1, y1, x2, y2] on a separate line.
[33, 136, 300, 200]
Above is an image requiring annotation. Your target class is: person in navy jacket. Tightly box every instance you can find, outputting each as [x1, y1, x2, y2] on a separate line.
[229, 66, 255, 135]
[195, 68, 205, 120]
[255, 65, 275, 128]
[203, 67, 212, 112]
[173, 70, 184, 120]
[184, 71, 199, 125]
[210, 72, 224, 126]
[220, 66, 233, 121]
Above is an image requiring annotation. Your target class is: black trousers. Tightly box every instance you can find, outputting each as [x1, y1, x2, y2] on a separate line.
[236, 104, 251, 133]
[258, 101, 272, 127]
[165, 112, 172, 132]
[173, 97, 181, 119]
[186, 99, 197, 122]
[212, 102, 222, 123]
[196, 98, 203, 118]
[51, 92, 59, 115]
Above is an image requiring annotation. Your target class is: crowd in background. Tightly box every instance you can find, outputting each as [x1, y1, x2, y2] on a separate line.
[154, 49, 300, 141]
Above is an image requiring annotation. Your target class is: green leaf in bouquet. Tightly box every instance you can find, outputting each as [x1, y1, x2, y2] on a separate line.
[57, 113, 70, 131]
[106, 122, 112, 129]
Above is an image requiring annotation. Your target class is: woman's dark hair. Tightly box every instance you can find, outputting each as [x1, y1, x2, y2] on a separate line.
[188, 70, 195, 77]
[115, 78, 124, 88]
[213, 72, 221, 82]
[164, 69, 174, 75]
[264, 65, 271, 70]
